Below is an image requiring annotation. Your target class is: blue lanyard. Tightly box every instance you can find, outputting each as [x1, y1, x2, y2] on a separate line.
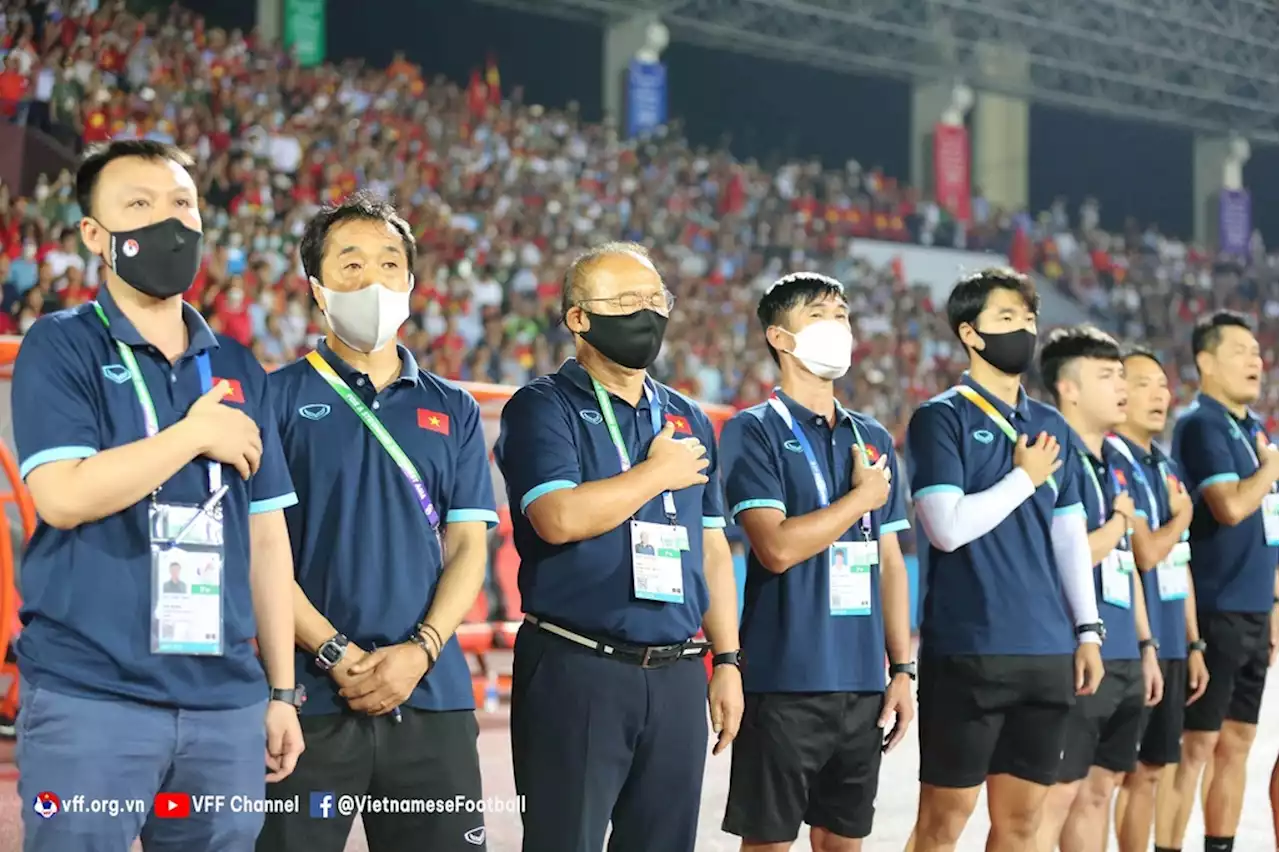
[591, 376, 678, 523]
[1105, 435, 1161, 526]
[1226, 413, 1279, 494]
[768, 396, 871, 540]
[1080, 451, 1129, 550]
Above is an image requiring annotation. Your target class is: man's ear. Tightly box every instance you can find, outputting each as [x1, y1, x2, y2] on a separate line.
[765, 325, 793, 355]
[564, 305, 589, 335]
[958, 322, 983, 351]
[79, 217, 106, 261]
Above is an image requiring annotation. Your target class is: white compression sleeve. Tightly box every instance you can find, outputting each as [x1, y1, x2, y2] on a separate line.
[1051, 511, 1101, 643]
[914, 468, 1036, 553]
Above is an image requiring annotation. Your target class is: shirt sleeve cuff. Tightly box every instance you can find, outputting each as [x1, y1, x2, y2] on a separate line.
[729, 498, 787, 521]
[912, 484, 963, 499]
[1054, 503, 1086, 518]
[446, 508, 500, 529]
[519, 480, 577, 514]
[879, 519, 910, 534]
[702, 516, 726, 529]
[19, 445, 98, 481]
[249, 493, 299, 514]
[1198, 472, 1241, 492]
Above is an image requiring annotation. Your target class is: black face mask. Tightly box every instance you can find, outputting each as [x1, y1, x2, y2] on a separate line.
[102, 217, 204, 300]
[974, 328, 1037, 376]
[580, 309, 668, 370]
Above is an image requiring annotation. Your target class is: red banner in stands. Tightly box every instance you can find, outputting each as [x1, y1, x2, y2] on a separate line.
[933, 123, 971, 224]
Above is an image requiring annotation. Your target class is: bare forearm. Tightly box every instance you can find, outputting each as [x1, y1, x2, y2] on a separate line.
[1132, 570, 1153, 642]
[879, 537, 912, 664]
[293, 583, 339, 656]
[27, 421, 204, 529]
[1087, 515, 1127, 566]
[1184, 575, 1201, 643]
[421, 529, 488, 648]
[751, 489, 881, 574]
[1132, 509, 1192, 571]
[701, 531, 740, 654]
[527, 464, 668, 545]
[250, 511, 297, 690]
[1213, 469, 1276, 525]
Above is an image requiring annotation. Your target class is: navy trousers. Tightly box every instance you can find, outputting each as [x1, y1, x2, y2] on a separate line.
[510, 623, 709, 852]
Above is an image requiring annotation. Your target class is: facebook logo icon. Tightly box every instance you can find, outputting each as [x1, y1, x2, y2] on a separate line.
[310, 792, 335, 819]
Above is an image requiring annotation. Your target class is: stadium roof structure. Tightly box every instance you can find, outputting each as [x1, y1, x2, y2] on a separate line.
[478, 0, 1279, 143]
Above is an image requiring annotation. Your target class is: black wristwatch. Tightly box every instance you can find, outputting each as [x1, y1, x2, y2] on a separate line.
[1076, 621, 1107, 642]
[1138, 638, 1159, 654]
[1188, 639, 1207, 653]
[712, 650, 743, 670]
[269, 685, 306, 710]
[315, 633, 349, 671]
[889, 662, 917, 681]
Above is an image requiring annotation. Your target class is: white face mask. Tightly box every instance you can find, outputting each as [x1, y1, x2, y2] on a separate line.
[312, 276, 411, 353]
[783, 319, 853, 380]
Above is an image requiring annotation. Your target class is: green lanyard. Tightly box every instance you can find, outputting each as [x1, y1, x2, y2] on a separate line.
[93, 301, 220, 495]
[306, 351, 441, 528]
[590, 376, 678, 521]
[954, 384, 1058, 493]
[1078, 452, 1107, 527]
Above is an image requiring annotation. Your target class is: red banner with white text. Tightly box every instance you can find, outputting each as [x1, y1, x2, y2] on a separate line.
[933, 123, 971, 224]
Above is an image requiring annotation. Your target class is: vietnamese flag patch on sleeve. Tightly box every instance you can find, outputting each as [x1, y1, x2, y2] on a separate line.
[418, 409, 450, 435]
[664, 413, 692, 434]
[212, 377, 245, 404]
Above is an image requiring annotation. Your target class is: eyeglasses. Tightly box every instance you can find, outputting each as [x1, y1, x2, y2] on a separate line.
[577, 290, 677, 314]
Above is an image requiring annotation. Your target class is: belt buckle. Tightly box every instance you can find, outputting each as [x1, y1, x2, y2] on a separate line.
[639, 646, 656, 669]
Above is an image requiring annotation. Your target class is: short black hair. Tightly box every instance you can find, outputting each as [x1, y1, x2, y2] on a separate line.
[1038, 325, 1122, 405]
[1190, 310, 1254, 361]
[559, 241, 655, 319]
[75, 140, 195, 219]
[945, 267, 1040, 339]
[1121, 344, 1163, 370]
[756, 272, 847, 364]
[299, 190, 416, 283]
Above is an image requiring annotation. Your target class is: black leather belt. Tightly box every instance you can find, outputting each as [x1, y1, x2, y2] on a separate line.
[524, 615, 710, 669]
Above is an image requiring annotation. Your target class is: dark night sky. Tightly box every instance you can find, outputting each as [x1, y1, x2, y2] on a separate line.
[191, 0, 1276, 247]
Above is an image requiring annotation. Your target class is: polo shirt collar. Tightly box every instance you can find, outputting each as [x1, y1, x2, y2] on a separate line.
[1067, 425, 1108, 467]
[773, 388, 854, 429]
[960, 371, 1030, 422]
[1113, 431, 1165, 466]
[317, 338, 419, 388]
[96, 281, 219, 356]
[558, 357, 665, 411]
[1194, 392, 1261, 431]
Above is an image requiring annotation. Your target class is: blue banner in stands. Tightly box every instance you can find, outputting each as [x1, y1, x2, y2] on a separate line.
[626, 59, 666, 139]
[1219, 188, 1251, 257]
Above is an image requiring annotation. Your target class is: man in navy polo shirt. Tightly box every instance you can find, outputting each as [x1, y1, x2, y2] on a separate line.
[256, 193, 497, 852]
[719, 272, 914, 852]
[13, 140, 303, 852]
[494, 241, 743, 852]
[1167, 310, 1278, 852]
[1033, 326, 1163, 852]
[1110, 346, 1208, 852]
[906, 268, 1104, 852]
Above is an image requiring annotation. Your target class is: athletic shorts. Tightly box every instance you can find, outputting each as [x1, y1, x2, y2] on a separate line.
[723, 691, 884, 842]
[1184, 611, 1270, 731]
[1058, 658, 1146, 782]
[918, 654, 1075, 789]
[1138, 658, 1186, 767]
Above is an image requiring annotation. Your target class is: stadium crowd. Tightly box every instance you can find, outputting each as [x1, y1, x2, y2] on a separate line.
[0, 0, 1276, 444]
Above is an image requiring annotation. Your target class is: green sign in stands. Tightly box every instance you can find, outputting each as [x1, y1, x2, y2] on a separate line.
[284, 0, 326, 67]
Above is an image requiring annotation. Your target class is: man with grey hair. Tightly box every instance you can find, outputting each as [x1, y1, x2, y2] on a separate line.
[495, 242, 744, 852]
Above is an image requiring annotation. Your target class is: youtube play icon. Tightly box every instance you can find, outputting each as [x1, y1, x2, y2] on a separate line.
[154, 793, 191, 818]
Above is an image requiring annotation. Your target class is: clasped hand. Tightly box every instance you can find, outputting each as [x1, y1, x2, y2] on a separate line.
[335, 643, 433, 715]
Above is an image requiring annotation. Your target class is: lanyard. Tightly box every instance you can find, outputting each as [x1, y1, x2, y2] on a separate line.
[1079, 451, 1129, 549]
[1105, 435, 1161, 527]
[93, 302, 220, 496]
[954, 384, 1057, 493]
[767, 395, 872, 540]
[589, 376, 679, 522]
[1224, 412, 1278, 494]
[306, 350, 441, 529]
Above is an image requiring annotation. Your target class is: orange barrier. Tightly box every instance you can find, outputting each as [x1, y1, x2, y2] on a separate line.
[0, 336, 34, 719]
[0, 335, 738, 708]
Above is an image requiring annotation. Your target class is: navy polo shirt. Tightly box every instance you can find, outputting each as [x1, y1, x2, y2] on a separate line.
[1071, 431, 1141, 662]
[13, 285, 297, 710]
[269, 340, 498, 715]
[1172, 394, 1278, 614]
[1113, 434, 1188, 659]
[720, 392, 909, 694]
[906, 373, 1085, 656]
[493, 358, 726, 645]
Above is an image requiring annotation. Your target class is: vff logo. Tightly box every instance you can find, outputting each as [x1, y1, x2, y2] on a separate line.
[464, 826, 485, 846]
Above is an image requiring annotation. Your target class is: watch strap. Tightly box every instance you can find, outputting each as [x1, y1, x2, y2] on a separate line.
[889, 662, 917, 680]
[269, 686, 305, 709]
[1188, 639, 1207, 653]
[712, 651, 742, 669]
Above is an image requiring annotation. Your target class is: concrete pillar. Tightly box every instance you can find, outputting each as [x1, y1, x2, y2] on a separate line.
[1193, 134, 1250, 247]
[602, 16, 666, 130]
[971, 43, 1029, 210]
[257, 0, 282, 44]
